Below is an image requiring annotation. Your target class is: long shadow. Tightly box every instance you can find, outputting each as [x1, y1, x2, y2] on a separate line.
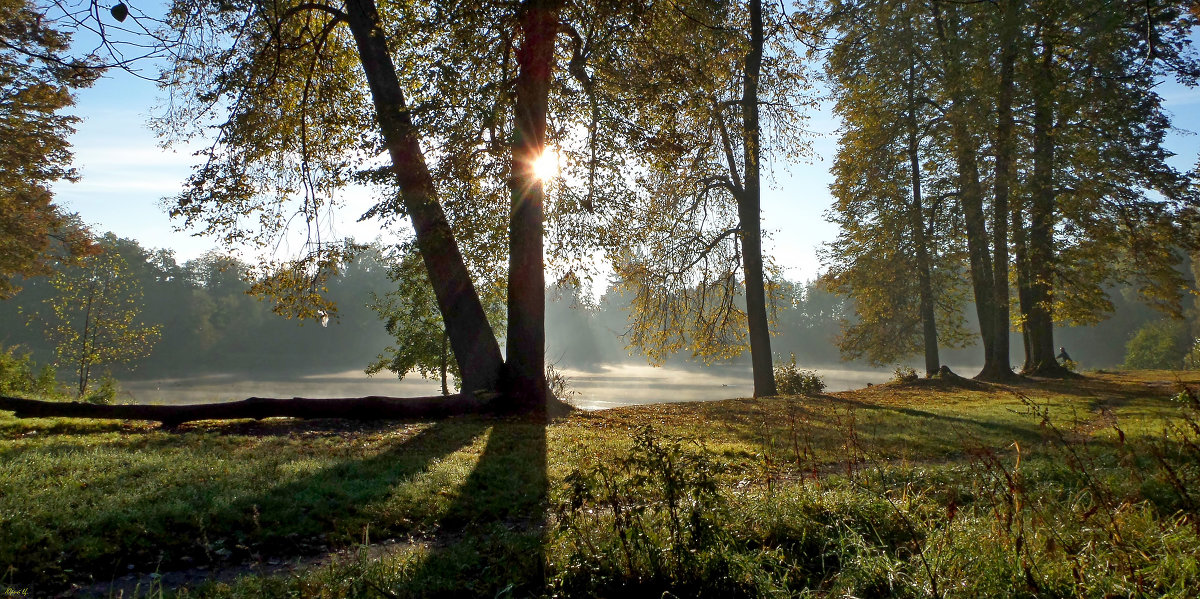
[826, 395, 1049, 443]
[29, 417, 491, 595]
[388, 414, 549, 597]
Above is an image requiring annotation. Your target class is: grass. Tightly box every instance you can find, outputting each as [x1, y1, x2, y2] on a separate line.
[1, 369, 1198, 597]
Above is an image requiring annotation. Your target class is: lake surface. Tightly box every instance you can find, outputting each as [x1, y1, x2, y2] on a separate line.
[120, 363, 899, 411]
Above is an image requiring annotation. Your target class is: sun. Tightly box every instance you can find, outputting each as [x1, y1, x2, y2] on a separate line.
[531, 147, 560, 182]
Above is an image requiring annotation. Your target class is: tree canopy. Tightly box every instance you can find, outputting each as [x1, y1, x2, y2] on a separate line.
[0, 0, 98, 298]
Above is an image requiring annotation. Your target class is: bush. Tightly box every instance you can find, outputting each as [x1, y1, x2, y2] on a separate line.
[1185, 338, 1200, 371]
[0, 345, 59, 398]
[774, 354, 826, 396]
[891, 365, 918, 383]
[82, 374, 120, 405]
[1124, 319, 1191, 369]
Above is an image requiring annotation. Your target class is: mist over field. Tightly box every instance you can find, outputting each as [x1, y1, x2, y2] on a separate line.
[118, 363, 916, 411]
[2, 235, 1183, 410]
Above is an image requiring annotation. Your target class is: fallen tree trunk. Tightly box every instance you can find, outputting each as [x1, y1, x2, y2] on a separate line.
[0, 393, 498, 426]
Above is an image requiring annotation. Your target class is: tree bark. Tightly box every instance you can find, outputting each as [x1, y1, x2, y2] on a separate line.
[906, 48, 939, 377]
[504, 0, 560, 410]
[1024, 24, 1065, 376]
[740, 0, 778, 397]
[985, 0, 1020, 381]
[440, 331, 450, 396]
[343, 0, 506, 397]
[1013, 200, 1035, 371]
[932, 1, 1000, 380]
[0, 394, 496, 426]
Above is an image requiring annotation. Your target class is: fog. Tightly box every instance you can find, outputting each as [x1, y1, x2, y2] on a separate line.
[3, 238, 1178, 409]
[118, 362, 938, 411]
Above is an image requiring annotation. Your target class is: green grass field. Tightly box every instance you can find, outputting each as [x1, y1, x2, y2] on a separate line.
[2, 370, 1198, 597]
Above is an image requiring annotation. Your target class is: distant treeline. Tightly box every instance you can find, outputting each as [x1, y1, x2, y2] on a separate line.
[0, 234, 1190, 382]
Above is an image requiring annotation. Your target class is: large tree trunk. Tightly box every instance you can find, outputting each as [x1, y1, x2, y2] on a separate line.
[343, 0, 505, 396]
[933, 1, 1000, 380]
[0, 394, 496, 426]
[740, 0, 777, 397]
[906, 51, 939, 377]
[1024, 25, 1065, 376]
[985, 0, 1020, 381]
[504, 0, 560, 410]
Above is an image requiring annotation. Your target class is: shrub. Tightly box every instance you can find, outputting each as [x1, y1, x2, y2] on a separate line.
[891, 365, 918, 383]
[0, 345, 59, 398]
[1123, 319, 1190, 369]
[1185, 338, 1200, 371]
[774, 354, 826, 396]
[82, 374, 119, 405]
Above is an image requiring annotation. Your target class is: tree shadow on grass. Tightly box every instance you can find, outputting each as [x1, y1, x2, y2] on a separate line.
[383, 415, 549, 597]
[24, 417, 491, 594]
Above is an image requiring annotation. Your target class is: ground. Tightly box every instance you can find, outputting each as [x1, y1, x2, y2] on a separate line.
[1, 370, 1198, 597]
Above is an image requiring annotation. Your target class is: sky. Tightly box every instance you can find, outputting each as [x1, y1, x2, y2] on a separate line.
[51, 30, 1200, 288]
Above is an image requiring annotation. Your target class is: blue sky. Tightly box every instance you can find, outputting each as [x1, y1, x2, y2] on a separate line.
[52, 49, 1198, 285]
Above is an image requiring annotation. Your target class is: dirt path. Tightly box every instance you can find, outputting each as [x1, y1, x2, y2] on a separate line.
[67, 536, 426, 598]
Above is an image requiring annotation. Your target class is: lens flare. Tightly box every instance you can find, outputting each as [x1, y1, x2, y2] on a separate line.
[531, 147, 559, 182]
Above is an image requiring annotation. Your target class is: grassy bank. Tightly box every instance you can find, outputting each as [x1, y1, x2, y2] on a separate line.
[1, 370, 1198, 597]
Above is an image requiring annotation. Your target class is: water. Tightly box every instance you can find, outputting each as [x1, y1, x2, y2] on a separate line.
[120, 363, 895, 411]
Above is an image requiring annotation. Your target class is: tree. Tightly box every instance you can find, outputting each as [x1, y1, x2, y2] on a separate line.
[1123, 319, 1191, 369]
[151, 0, 637, 407]
[0, 0, 97, 297]
[594, 0, 812, 395]
[155, 0, 508, 398]
[41, 238, 161, 396]
[367, 243, 506, 395]
[822, 0, 971, 374]
[1009, 0, 1197, 375]
[822, 0, 1197, 379]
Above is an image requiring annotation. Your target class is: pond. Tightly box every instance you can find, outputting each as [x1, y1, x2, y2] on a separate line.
[119, 363, 910, 411]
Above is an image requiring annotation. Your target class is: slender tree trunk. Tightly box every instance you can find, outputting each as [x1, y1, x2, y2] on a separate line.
[78, 280, 97, 395]
[908, 120, 939, 377]
[906, 54, 939, 377]
[440, 331, 449, 396]
[343, 0, 505, 396]
[505, 0, 560, 410]
[740, 0, 777, 397]
[986, 0, 1020, 380]
[1025, 25, 1064, 376]
[1013, 202, 1035, 371]
[933, 1, 999, 380]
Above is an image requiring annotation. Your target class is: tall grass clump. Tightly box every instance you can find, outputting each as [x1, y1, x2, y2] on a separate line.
[551, 425, 744, 596]
[911, 390, 1200, 597]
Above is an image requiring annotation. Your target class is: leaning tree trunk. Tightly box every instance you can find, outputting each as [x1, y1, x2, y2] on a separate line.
[986, 0, 1020, 381]
[504, 0, 561, 411]
[0, 393, 498, 427]
[343, 0, 505, 396]
[739, 0, 778, 397]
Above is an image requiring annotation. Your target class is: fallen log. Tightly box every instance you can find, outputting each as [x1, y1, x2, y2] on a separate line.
[0, 393, 499, 426]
